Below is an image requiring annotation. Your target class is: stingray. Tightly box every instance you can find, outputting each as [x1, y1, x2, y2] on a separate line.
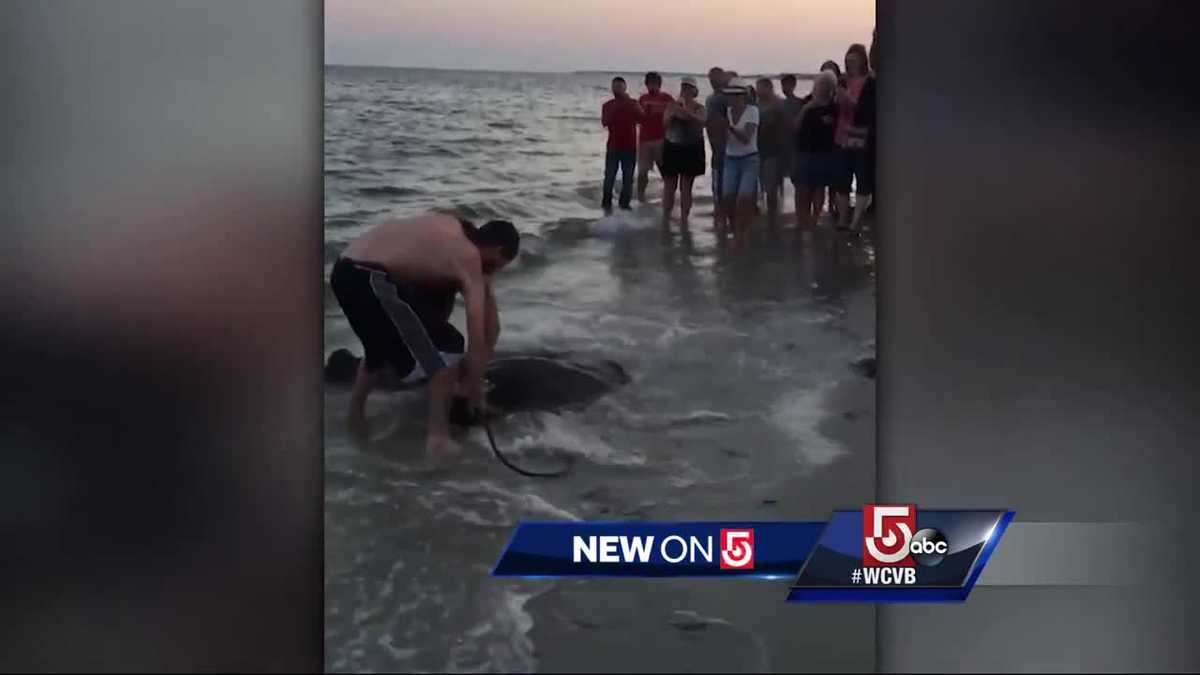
[324, 348, 629, 477]
[324, 347, 628, 417]
[328, 348, 628, 422]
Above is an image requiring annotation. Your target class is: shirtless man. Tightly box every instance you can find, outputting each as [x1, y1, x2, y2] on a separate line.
[330, 212, 520, 457]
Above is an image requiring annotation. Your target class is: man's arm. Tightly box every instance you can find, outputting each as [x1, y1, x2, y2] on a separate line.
[705, 104, 726, 138]
[457, 255, 490, 407]
[484, 276, 500, 359]
[601, 102, 609, 128]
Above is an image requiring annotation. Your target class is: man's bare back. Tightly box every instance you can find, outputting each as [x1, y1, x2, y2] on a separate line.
[342, 212, 479, 288]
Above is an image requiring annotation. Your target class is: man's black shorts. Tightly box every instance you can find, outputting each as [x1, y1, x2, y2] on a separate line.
[330, 257, 464, 383]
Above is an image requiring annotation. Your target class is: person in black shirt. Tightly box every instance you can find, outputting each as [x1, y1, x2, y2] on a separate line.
[790, 71, 839, 229]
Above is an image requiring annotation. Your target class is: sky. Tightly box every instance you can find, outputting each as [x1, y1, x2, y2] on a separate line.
[325, 0, 875, 74]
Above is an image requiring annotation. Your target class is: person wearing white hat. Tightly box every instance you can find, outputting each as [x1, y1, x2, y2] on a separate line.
[720, 76, 759, 243]
[661, 75, 707, 229]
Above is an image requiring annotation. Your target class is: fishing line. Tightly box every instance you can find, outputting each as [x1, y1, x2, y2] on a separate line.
[480, 415, 571, 478]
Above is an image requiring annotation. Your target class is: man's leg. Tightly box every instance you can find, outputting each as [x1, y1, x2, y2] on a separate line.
[348, 359, 380, 435]
[618, 150, 635, 208]
[662, 173, 678, 226]
[850, 151, 875, 231]
[425, 360, 461, 458]
[835, 191, 852, 230]
[636, 141, 652, 202]
[721, 154, 738, 236]
[484, 283, 500, 360]
[602, 149, 617, 211]
[764, 157, 780, 221]
[795, 183, 813, 229]
[680, 175, 695, 223]
[851, 192, 873, 231]
[711, 146, 725, 228]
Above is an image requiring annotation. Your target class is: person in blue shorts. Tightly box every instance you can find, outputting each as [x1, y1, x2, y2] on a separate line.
[721, 77, 759, 243]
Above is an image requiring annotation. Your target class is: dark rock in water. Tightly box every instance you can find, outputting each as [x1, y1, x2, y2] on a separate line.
[325, 348, 361, 383]
[850, 355, 877, 379]
[760, 498, 779, 506]
[324, 348, 629, 426]
[842, 411, 859, 421]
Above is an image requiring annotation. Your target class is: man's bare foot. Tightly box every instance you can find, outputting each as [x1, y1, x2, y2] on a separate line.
[425, 433, 461, 460]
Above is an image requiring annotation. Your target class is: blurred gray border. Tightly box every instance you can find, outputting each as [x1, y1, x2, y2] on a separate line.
[877, 0, 1199, 671]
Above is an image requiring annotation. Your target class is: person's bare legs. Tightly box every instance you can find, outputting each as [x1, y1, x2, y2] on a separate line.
[680, 175, 695, 227]
[764, 160, 780, 224]
[794, 184, 814, 229]
[730, 193, 755, 250]
[851, 192, 873, 231]
[793, 181, 805, 228]
[425, 360, 462, 459]
[636, 142, 652, 202]
[348, 360, 380, 436]
[720, 189, 734, 240]
[711, 151, 727, 233]
[662, 173, 679, 227]
[835, 191, 852, 230]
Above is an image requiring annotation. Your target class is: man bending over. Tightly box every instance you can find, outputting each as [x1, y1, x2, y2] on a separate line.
[330, 212, 520, 457]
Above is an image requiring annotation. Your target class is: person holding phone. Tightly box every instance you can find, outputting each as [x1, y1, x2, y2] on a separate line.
[660, 75, 707, 228]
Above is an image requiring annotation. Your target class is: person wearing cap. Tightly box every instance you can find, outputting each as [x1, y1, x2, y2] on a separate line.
[721, 76, 759, 243]
[636, 71, 674, 203]
[660, 75, 707, 228]
[704, 67, 730, 229]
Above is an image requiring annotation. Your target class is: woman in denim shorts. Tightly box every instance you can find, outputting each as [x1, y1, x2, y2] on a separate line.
[721, 78, 760, 242]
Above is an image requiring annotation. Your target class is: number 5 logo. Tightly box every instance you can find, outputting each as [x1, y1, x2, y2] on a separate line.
[719, 528, 755, 570]
[863, 504, 916, 567]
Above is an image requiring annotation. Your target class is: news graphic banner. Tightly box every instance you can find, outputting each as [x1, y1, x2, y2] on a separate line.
[492, 506, 1015, 603]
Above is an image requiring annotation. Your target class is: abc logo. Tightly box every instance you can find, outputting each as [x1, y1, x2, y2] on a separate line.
[909, 528, 949, 567]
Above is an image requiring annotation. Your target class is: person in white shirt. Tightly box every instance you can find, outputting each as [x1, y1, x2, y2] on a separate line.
[720, 78, 759, 242]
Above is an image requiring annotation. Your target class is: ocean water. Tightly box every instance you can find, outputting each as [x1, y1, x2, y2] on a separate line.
[324, 66, 877, 673]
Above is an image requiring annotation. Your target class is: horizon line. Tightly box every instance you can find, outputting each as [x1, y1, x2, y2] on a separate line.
[325, 63, 821, 78]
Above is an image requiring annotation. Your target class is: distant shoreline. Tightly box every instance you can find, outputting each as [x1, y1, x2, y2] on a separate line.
[325, 64, 820, 79]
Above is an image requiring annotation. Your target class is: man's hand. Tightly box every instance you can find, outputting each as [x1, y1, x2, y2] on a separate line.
[463, 373, 487, 416]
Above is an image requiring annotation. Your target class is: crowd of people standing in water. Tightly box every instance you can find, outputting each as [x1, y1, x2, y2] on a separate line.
[600, 33, 878, 245]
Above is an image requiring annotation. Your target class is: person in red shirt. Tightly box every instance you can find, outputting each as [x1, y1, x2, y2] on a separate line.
[601, 76, 642, 212]
[636, 71, 674, 202]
